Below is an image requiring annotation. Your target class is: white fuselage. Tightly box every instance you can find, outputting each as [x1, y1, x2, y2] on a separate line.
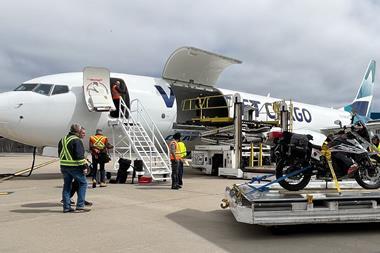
[0, 72, 351, 148]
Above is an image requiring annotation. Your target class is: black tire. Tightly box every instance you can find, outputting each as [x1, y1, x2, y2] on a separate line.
[354, 167, 380, 189]
[275, 161, 311, 191]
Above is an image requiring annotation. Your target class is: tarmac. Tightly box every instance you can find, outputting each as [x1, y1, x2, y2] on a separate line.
[1, 154, 380, 253]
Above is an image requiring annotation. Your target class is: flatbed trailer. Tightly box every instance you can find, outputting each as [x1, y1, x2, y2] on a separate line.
[224, 182, 380, 226]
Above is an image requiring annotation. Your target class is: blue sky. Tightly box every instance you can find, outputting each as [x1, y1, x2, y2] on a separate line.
[1, 0, 380, 110]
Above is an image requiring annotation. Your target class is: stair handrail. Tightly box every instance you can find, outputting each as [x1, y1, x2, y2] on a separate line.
[116, 97, 170, 177]
[128, 98, 170, 162]
[118, 98, 155, 173]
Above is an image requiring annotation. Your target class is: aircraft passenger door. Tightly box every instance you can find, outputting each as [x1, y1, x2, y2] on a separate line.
[83, 67, 116, 112]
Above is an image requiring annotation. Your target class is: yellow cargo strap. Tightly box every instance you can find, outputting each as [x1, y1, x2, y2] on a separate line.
[321, 143, 341, 194]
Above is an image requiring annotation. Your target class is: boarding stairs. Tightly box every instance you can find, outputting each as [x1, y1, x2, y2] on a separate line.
[109, 98, 171, 182]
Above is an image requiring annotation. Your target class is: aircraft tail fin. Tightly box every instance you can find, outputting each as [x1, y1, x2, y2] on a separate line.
[343, 60, 376, 122]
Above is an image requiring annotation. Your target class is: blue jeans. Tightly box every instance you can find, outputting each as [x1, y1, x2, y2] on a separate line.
[171, 160, 179, 187]
[178, 160, 184, 185]
[61, 167, 87, 210]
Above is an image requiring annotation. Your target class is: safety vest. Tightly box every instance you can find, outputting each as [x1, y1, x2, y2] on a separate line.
[90, 135, 107, 150]
[59, 135, 86, 167]
[112, 85, 121, 100]
[371, 143, 380, 157]
[177, 141, 187, 158]
[170, 140, 182, 160]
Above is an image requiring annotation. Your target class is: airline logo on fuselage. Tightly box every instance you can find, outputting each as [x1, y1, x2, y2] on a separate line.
[155, 85, 175, 108]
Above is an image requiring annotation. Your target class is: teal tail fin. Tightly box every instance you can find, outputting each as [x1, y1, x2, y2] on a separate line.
[344, 60, 376, 122]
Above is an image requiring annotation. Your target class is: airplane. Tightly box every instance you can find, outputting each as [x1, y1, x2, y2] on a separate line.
[0, 47, 375, 153]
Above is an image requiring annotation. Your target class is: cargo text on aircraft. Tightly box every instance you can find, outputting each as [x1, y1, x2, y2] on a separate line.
[242, 98, 313, 123]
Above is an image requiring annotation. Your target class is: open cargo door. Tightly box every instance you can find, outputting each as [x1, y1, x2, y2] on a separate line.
[83, 67, 115, 112]
[162, 47, 242, 88]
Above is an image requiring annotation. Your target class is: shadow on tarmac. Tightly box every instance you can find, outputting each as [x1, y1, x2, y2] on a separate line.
[21, 202, 61, 208]
[10, 209, 62, 214]
[270, 222, 380, 235]
[12, 173, 62, 181]
[9, 202, 62, 214]
[167, 208, 380, 253]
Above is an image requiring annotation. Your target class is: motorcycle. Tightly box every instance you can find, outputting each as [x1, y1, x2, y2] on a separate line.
[269, 124, 380, 191]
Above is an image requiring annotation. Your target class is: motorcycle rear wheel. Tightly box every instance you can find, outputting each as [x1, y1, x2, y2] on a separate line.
[275, 161, 312, 191]
[355, 166, 380, 189]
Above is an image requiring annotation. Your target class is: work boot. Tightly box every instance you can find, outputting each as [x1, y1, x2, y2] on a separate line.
[100, 182, 107, 187]
[63, 208, 75, 213]
[75, 207, 91, 213]
[84, 201, 93, 206]
[92, 179, 97, 188]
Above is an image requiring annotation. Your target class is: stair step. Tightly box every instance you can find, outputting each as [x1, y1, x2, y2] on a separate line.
[143, 160, 166, 163]
[136, 148, 158, 151]
[137, 152, 160, 155]
[152, 171, 171, 175]
[152, 178, 171, 182]
[151, 166, 169, 169]
[141, 159, 164, 162]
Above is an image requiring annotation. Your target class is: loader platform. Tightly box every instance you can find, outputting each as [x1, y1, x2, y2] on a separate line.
[224, 182, 380, 226]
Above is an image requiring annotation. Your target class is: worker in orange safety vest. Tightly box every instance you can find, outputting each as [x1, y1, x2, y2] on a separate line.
[89, 129, 113, 187]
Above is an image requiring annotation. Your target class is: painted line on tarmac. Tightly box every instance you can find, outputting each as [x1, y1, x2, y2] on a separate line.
[0, 159, 59, 182]
[0, 192, 13, 196]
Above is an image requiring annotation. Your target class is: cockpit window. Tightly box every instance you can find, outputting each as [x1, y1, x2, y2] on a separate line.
[52, 85, 69, 95]
[33, 84, 53, 96]
[14, 83, 38, 91]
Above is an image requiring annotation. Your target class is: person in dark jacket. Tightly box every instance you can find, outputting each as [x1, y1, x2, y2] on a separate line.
[110, 80, 123, 118]
[58, 123, 90, 213]
[60, 127, 92, 206]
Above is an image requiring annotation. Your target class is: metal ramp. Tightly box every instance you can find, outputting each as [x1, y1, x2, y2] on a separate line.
[224, 183, 380, 226]
[109, 98, 171, 182]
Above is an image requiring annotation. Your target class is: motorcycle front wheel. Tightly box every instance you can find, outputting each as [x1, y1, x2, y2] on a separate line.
[275, 161, 312, 191]
[355, 166, 380, 189]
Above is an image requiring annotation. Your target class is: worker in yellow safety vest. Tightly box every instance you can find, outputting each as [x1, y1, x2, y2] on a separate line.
[169, 133, 182, 190]
[58, 123, 90, 213]
[90, 129, 113, 188]
[177, 139, 187, 186]
[371, 135, 380, 162]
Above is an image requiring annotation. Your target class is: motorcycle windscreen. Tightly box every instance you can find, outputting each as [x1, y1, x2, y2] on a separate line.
[293, 129, 327, 147]
[162, 47, 242, 87]
[83, 67, 115, 112]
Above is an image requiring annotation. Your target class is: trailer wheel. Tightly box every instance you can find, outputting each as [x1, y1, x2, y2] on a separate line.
[276, 161, 311, 191]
